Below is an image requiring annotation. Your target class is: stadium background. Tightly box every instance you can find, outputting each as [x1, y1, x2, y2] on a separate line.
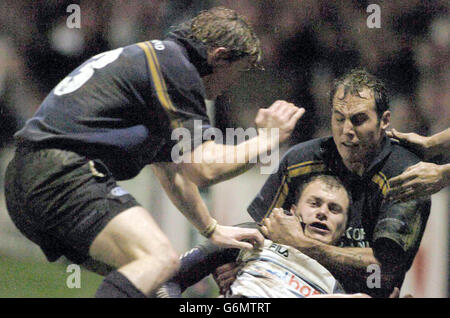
[0, 0, 448, 297]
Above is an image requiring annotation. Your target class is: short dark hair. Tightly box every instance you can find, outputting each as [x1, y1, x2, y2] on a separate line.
[294, 174, 352, 214]
[329, 68, 389, 119]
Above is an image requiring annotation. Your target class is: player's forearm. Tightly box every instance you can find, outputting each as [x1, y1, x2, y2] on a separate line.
[152, 163, 213, 232]
[427, 128, 450, 158]
[299, 243, 397, 293]
[302, 244, 376, 277]
[187, 129, 279, 187]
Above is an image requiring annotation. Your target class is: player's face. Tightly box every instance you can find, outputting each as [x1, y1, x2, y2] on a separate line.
[331, 86, 390, 175]
[292, 180, 349, 245]
[203, 55, 251, 100]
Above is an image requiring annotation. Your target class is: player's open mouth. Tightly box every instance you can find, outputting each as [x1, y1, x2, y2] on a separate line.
[309, 222, 330, 233]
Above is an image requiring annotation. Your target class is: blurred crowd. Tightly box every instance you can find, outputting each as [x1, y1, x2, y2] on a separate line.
[0, 0, 448, 148]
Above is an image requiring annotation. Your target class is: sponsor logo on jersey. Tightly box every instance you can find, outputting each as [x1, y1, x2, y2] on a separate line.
[244, 264, 321, 297]
[268, 242, 289, 257]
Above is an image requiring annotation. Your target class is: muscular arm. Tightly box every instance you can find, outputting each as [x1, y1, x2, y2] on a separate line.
[181, 102, 305, 187]
[152, 162, 214, 233]
[426, 128, 450, 158]
[152, 162, 264, 250]
[388, 127, 450, 160]
[181, 132, 271, 187]
[292, 242, 399, 296]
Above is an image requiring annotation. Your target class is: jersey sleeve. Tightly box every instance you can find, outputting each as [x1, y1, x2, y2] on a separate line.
[372, 198, 431, 269]
[371, 144, 432, 270]
[156, 223, 257, 297]
[156, 244, 239, 298]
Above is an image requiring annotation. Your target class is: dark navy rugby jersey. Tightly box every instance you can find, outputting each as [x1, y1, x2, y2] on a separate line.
[15, 34, 212, 180]
[248, 137, 430, 274]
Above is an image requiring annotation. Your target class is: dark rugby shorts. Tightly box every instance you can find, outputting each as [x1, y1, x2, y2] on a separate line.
[4, 146, 140, 264]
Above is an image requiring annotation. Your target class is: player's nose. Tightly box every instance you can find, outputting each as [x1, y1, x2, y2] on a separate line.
[315, 209, 328, 221]
[342, 119, 355, 136]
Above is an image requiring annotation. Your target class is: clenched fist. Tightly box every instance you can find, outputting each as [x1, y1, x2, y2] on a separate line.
[255, 100, 305, 144]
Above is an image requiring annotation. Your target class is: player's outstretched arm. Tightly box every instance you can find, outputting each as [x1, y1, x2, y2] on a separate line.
[157, 242, 239, 298]
[152, 162, 264, 250]
[387, 128, 450, 160]
[182, 101, 305, 187]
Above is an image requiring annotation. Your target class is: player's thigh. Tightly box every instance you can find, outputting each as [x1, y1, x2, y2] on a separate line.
[88, 205, 178, 269]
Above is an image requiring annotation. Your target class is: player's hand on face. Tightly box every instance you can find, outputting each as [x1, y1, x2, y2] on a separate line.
[386, 162, 447, 202]
[387, 129, 431, 159]
[259, 208, 308, 247]
[209, 224, 264, 250]
[255, 101, 305, 144]
[213, 262, 242, 295]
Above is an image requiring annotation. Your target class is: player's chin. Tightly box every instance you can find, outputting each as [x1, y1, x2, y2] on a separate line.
[307, 231, 333, 245]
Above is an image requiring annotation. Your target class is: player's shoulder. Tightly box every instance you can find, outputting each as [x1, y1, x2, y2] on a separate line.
[382, 140, 422, 177]
[283, 136, 332, 163]
[130, 39, 197, 73]
[155, 39, 203, 88]
[155, 39, 199, 72]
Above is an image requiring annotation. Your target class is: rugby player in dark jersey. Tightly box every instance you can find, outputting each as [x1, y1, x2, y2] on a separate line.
[4, 7, 304, 298]
[214, 69, 431, 297]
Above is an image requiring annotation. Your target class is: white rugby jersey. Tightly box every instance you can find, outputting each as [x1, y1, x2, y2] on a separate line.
[229, 239, 344, 298]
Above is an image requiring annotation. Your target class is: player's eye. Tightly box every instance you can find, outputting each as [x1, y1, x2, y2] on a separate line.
[351, 114, 368, 126]
[328, 204, 342, 214]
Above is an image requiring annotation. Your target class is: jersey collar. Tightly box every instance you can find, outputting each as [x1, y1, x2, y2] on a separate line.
[166, 27, 213, 77]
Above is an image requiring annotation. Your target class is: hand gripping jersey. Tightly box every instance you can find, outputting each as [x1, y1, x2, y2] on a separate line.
[229, 240, 344, 298]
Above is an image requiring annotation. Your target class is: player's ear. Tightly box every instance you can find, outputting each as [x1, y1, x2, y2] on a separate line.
[380, 110, 391, 131]
[208, 47, 230, 67]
